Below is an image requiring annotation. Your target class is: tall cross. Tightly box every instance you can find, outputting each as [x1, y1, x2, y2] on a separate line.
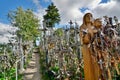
[69, 20, 74, 29]
[69, 20, 73, 25]
[109, 17, 113, 26]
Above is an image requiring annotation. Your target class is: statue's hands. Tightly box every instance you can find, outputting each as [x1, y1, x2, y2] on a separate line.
[82, 29, 91, 44]
[88, 27, 98, 38]
[82, 28, 98, 44]
[82, 33, 91, 44]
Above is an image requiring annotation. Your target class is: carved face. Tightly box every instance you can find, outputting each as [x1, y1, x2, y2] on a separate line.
[94, 19, 102, 29]
[83, 13, 93, 25]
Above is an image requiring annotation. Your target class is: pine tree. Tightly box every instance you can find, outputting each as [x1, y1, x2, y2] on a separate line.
[43, 3, 61, 28]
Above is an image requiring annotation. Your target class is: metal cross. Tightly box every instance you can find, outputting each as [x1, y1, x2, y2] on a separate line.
[98, 59, 104, 70]
[114, 16, 118, 25]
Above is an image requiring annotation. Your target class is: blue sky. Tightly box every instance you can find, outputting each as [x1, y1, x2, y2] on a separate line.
[0, 0, 51, 24]
[0, 0, 110, 24]
[100, 0, 110, 3]
[80, 0, 110, 13]
[0, 0, 120, 43]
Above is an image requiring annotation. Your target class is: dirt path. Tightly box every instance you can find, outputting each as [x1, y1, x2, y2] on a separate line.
[24, 52, 41, 80]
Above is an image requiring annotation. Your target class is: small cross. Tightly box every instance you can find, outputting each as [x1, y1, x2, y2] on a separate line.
[98, 59, 104, 69]
[114, 16, 118, 24]
[69, 20, 73, 25]
[82, 29, 88, 34]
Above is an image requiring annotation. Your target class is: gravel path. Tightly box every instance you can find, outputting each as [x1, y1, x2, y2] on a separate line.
[24, 52, 41, 80]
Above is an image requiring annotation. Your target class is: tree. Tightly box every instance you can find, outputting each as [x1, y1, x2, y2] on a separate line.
[54, 28, 63, 37]
[8, 7, 40, 42]
[43, 3, 61, 28]
[8, 7, 40, 71]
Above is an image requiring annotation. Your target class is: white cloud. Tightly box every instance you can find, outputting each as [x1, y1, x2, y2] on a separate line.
[92, 0, 120, 18]
[34, 8, 45, 21]
[0, 23, 16, 44]
[51, 0, 102, 25]
[32, 0, 120, 27]
[32, 0, 47, 28]
[51, 0, 120, 26]
[32, 0, 41, 9]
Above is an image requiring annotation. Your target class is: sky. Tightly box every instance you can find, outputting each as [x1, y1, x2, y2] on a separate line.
[0, 0, 120, 43]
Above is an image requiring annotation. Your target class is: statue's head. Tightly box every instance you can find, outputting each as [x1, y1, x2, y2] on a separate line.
[83, 13, 93, 25]
[94, 18, 102, 29]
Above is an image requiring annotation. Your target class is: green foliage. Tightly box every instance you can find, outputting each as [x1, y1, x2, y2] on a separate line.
[0, 44, 6, 54]
[8, 7, 40, 41]
[50, 66, 59, 73]
[0, 68, 16, 80]
[24, 52, 32, 69]
[54, 28, 63, 37]
[44, 3, 60, 27]
[39, 51, 48, 79]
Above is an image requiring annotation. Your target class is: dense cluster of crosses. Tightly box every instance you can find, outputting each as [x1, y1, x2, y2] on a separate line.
[40, 13, 120, 80]
[40, 20, 82, 79]
[80, 13, 120, 80]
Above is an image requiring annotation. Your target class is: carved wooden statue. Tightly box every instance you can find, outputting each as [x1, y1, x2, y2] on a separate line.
[80, 13, 101, 80]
